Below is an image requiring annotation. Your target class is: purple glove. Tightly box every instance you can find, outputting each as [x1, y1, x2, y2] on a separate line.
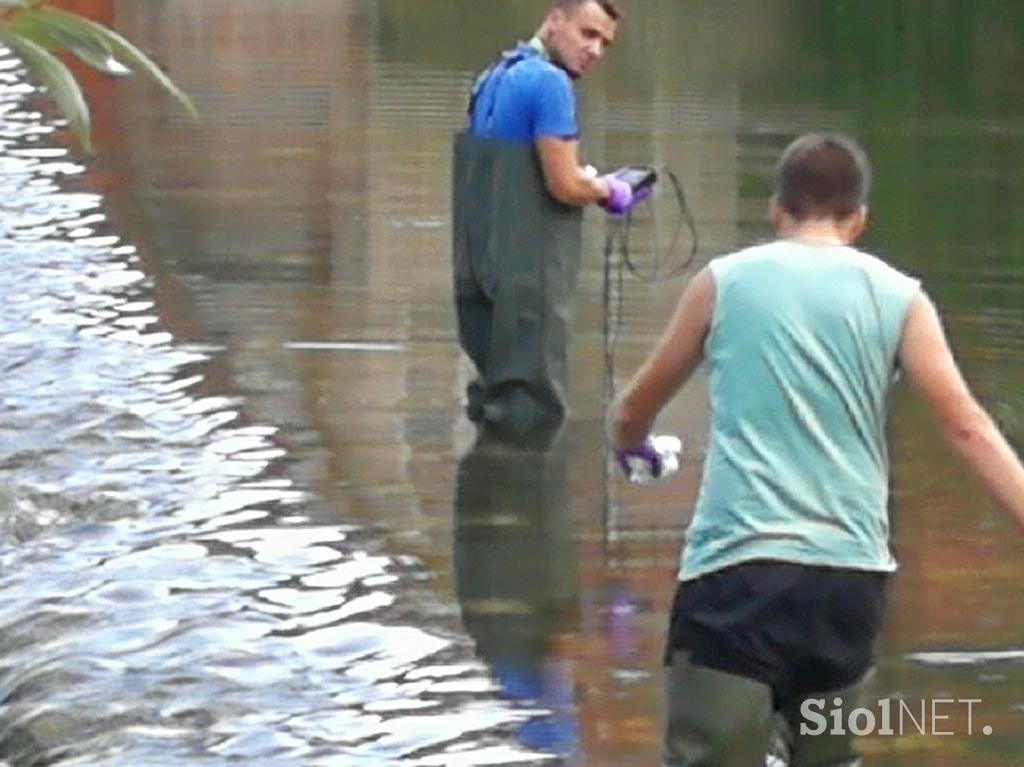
[601, 175, 633, 215]
[614, 435, 683, 484]
[615, 440, 663, 483]
[600, 172, 653, 215]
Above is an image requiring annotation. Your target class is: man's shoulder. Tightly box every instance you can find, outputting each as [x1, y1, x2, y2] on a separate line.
[837, 246, 920, 295]
[711, 241, 914, 275]
[708, 242, 778, 274]
[511, 54, 574, 95]
[708, 242, 919, 303]
[506, 54, 578, 139]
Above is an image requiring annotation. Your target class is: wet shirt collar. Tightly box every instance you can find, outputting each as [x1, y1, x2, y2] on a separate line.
[524, 35, 577, 80]
[526, 36, 549, 61]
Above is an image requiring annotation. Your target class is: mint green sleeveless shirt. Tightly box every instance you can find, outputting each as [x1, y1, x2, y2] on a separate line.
[680, 240, 920, 581]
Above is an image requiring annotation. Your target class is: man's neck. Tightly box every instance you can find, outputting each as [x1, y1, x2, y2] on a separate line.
[528, 34, 551, 61]
[532, 32, 579, 79]
[781, 220, 853, 246]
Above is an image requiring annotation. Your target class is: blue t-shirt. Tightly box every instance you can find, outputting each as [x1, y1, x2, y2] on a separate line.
[469, 42, 579, 144]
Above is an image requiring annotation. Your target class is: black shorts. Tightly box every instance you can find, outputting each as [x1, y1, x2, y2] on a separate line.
[665, 560, 889, 706]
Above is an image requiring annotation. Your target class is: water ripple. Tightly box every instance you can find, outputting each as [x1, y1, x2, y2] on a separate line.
[0, 59, 536, 766]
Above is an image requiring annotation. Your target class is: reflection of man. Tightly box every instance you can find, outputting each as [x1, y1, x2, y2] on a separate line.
[453, 0, 638, 441]
[609, 134, 1024, 765]
[452, 437, 579, 758]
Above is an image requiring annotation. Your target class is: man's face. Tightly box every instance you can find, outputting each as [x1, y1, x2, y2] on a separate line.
[546, 2, 617, 78]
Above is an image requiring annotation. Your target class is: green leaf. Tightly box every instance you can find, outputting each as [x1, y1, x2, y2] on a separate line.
[3, 14, 63, 50]
[53, 27, 131, 76]
[0, 27, 92, 152]
[8, 7, 129, 75]
[35, 6, 197, 118]
[0, 3, 196, 151]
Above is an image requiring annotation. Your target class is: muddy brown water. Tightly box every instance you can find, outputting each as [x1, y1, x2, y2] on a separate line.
[0, 1, 1022, 764]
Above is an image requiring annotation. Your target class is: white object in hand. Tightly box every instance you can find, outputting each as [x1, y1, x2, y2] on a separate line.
[624, 434, 683, 485]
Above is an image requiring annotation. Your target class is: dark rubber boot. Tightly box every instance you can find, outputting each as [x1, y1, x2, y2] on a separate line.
[662, 652, 774, 766]
[770, 672, 874, 767]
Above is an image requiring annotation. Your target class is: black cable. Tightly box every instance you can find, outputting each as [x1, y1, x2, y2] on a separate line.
[602, 164, 699, 404]
[621, 167, 699, 282]
[601, 165, 698, 563]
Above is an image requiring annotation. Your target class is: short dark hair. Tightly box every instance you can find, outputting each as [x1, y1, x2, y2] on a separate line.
[553, 0, 623, 21]
[774, 133, 871, 221]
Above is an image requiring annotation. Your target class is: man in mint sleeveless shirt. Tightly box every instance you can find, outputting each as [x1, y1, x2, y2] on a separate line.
[610, 134, 1024, 766]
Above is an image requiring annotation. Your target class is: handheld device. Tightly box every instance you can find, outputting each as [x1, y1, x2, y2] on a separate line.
[614, 165, 658, 194]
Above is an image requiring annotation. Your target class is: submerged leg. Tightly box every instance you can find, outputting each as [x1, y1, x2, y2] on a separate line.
[662, 652, 774, 767]
[773, 673, 874, 767]
[455, 294, 493, 422]
[481, 265, 570, 439]
[456, 286, 565, 438]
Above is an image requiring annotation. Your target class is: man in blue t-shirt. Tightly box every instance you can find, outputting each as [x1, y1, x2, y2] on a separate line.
[468, 37, 581, 145]
[468, 0, 624, 203]
[453, 0, 642, 442]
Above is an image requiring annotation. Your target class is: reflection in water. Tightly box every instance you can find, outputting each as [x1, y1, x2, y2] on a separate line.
[0, 46, 545, 766]
[453, 436, 579, 763]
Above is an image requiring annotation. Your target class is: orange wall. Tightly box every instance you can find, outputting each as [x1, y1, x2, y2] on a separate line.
[47, 1, 124, 186]
[52, 0, 112, 22]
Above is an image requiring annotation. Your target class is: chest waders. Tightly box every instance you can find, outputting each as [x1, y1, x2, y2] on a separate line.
[662, 651, 868, 766]
[452, 130, 582, 441]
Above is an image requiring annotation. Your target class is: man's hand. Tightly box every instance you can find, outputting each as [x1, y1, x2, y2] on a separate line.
[616, 439, 664, 481]
[600, 171, 653, 215]
[614, 435, 683, 484]
[609, 268, 715, 449]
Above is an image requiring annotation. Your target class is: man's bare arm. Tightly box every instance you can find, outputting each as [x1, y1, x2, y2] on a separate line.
[609, 267, 716, 449]
[536, 137, 609, 207]
[899, 291, 1024, 529]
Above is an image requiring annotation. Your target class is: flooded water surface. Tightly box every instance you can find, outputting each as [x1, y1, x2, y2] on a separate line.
[1, 1, 1023, 764]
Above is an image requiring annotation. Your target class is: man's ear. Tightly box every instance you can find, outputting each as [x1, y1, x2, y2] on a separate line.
[769, 198, 789, 234]
[843, 205, 868, 243]
[544, 7, 566, 31]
